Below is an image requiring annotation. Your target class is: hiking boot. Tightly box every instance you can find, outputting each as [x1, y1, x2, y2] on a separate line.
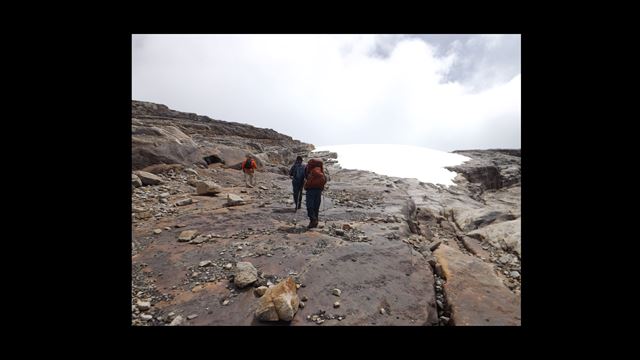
[308, 219, 318, 228]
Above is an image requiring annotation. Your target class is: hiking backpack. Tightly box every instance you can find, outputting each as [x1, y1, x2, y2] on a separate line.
[305, 159, 326, 190]
[292, 162, 306, 182]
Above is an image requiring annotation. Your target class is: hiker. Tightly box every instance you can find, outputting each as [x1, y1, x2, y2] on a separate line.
[242, 154, 257, 187]
[289, 156, 306, 210]
[304, 158, 327, 228]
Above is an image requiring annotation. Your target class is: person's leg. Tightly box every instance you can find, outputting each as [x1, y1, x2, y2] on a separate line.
[313, 190, 321, 225]
[251, 172, 256, 186]
[292, 182, 300, 207]
[306, 189, 320, 227]
[247, 173, 254, 187]
[305, 189, 320, 227]
[296, 181, 304, 209]
[306, 190, 314, 222]
[244, 172, 249, 187]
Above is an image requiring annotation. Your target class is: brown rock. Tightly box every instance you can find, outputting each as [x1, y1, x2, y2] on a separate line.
[133, 171, 164, 186]
[460, 236, 490, 259]
[254, 286, 268, 297]
[429, 240, 442, 251]
[255, 277, 299, 322]
[175, 198, 193, 206]
[434, 244, 520, 325]
[196, 181, 222, 195]
[178, 230, 199, 242]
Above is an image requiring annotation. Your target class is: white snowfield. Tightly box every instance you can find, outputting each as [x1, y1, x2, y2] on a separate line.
[313, 144, 470, 187]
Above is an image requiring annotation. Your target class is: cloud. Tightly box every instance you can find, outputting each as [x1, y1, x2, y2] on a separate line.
[132, 34, 520, 151]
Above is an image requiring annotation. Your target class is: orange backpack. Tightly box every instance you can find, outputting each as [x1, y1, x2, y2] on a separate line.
[304, 159, 326, 190]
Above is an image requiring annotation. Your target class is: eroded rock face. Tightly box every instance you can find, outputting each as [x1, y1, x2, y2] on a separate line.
[132, 100, 313, 172]
[132, 124, 203, 170]
[449, 149, 521, 190]
[255, 277, 299, 322]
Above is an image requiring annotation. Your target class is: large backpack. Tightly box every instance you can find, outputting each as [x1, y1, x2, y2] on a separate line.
[304, 159, 326, 190]
[243, 159, 254, 171]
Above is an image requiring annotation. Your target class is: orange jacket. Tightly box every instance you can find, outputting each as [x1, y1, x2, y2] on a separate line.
[242, 159, 256, 173]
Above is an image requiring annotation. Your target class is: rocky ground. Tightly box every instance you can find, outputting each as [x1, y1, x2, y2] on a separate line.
[131, 101, 521, 326]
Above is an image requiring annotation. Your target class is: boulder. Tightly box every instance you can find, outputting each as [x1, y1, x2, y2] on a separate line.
[196, 181, 222, 196]
[234, 262, 258, 288]
[226, 194, 245, 206]
[255, 277, 299, 322]
[133, 171, 164, 186]
[178, 230, 199, 242]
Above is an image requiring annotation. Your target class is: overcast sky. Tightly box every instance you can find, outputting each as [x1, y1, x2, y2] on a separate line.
[132, 34, 520, 151]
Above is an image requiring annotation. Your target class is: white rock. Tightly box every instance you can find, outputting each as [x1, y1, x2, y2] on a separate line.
[185, 168, 199, 176]
[226, 194, 245, 206]
[136, 301, 151, 311]
[168, 315, 184, 326]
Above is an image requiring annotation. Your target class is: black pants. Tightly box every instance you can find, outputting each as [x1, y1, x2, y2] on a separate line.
[306, 188, 322, 220]
[292, 181, 304, 208]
